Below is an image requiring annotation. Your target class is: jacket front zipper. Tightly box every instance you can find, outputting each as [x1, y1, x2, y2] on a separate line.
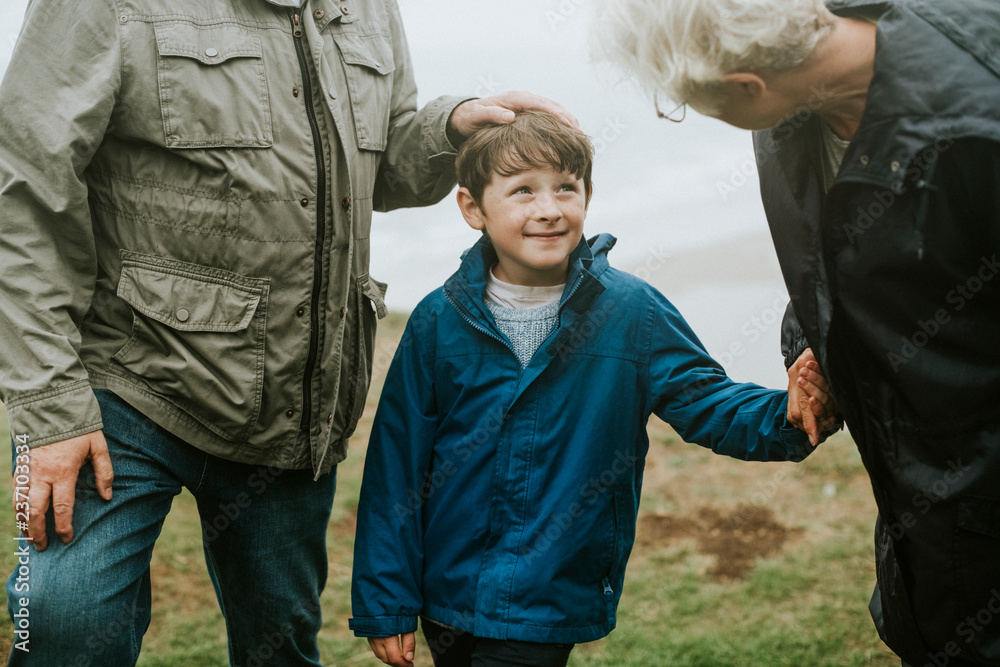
[290, 10, 327, 432]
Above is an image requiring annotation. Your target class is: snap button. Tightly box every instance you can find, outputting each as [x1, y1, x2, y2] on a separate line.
[119, 15, 128, 24]
[314, 9, 325, 19]
[296, 307, 306, 317]
[205, 47, 219, 58]
[341, 5, 349, 14]
[341, 196, 351, 209]
[890, 160, 900, 172]
[285, 408, 295, 418]
[176, 309, 190, 322]
[300, 198, 309, 207]
[292, 87, 299, 98]
[859, 155, 870, 166]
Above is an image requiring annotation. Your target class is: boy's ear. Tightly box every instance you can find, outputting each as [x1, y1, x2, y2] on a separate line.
[721, 72, 767, 100]
[585, 182, 594, 210]
[457, 187, 486, 231]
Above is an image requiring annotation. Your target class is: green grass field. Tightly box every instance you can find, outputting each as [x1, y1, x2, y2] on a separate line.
[0, 314, 898, 665]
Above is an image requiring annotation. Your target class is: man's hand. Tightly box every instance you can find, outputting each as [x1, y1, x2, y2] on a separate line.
[20, 430, 113, 551]
[368, 633, 416, 667]
[787, 348, 838, 445]
[447, 91, 581, 145]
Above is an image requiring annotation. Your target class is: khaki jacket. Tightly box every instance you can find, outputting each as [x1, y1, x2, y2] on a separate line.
[0, 0, 464, 473]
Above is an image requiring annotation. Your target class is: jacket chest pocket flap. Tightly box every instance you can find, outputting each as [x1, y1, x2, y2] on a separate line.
[113, 255, 269, 442]
[154, 21, 273, 149]
[335, 32, 395, 151]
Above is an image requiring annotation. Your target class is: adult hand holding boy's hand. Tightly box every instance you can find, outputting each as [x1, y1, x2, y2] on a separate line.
[447, 91, 580, 145]
[787, 348, 839, 445]
[368, 633, 416, 667]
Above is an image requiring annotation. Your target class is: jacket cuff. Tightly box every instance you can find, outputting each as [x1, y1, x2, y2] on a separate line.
[778, 420, 814, 463]
[424, 95, 473, 156]
[5, 381, 103, 447]
[782, 335, 810, 370]
[349, 614, 419, 638]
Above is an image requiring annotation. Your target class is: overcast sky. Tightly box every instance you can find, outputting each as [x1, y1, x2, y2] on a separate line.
[0, 1, 792, 388]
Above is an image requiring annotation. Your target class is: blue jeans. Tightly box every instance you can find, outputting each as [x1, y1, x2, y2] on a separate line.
[6, 389, 337, 666]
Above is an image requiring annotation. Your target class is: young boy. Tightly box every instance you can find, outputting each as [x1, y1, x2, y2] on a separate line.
[350, 111, 832, 667]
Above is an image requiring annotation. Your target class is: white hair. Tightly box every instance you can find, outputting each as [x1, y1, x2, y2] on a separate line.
[593, 0, 833, 112]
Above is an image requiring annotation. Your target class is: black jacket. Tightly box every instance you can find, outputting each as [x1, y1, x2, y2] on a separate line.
[754, 1, 1000, 664]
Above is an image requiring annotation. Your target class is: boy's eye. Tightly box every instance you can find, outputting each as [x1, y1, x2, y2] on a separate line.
[559, 183, 580, 192]
[513, 186, 532, 195]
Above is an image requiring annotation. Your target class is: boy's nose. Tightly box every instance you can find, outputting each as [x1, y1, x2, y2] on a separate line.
[532, 194, 561, 221]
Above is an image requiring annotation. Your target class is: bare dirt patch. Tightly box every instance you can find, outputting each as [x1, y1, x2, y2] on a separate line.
[635, 503, 802, 580]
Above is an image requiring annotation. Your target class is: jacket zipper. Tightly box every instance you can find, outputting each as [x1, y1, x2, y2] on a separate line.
[443, 291, 519, 363]
[443, 272, 586, 376]
[290, 9, 327, 432]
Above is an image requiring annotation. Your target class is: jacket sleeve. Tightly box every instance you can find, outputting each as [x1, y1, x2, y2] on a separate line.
[350, 304, 438, 637]
[0, 0, 122, 446]
[780, 301, 810, 370]
[371, 0, 466, 212]
[646, 290, 813, 462]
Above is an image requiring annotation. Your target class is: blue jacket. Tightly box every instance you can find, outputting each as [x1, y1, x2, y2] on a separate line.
[350, 234, 812, 644]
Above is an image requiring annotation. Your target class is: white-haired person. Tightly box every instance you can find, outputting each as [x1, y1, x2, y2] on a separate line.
[596, 1, 1000, 666]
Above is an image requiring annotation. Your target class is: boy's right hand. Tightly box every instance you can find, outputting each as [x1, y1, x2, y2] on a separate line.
[368, 633, 416, 667]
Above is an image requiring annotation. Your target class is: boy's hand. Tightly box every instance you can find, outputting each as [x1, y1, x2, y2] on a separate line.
[787, 348, 838, 445]
[368, 633, 416, 667]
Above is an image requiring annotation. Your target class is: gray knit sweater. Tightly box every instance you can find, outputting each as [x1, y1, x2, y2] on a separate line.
[486, 301, 560, 368]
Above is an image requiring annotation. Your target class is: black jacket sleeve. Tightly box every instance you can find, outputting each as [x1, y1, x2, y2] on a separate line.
[780, 301, 810, 369]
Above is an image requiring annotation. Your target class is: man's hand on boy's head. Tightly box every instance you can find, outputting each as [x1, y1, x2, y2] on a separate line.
[787, 348, 839, 446]
[447, 91, 581, 146]
[368, 634, 416, 667]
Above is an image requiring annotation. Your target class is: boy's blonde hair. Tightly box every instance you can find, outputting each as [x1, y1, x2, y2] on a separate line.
[456, 110, 594, 206]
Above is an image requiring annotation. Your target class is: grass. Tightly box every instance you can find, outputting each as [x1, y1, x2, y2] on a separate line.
[0, 313, 897, 665]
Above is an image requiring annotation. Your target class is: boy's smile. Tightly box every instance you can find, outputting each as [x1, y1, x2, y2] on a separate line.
[458, 167, 589, 287]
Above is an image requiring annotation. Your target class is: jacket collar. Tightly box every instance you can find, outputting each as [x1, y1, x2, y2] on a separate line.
[443, 233, 614, 348]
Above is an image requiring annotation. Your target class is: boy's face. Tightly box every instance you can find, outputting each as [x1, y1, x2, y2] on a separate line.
[457, 167, 588, 287]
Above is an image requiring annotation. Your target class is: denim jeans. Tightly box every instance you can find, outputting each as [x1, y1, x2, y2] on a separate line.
[6, 389, 337, 666]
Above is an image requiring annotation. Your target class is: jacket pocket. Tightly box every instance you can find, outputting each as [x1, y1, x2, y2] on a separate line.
[600, 492, 626, 628]
[111, 252, 269, 441]
[334, 32, 395, 151]
[153, 20, 273, 148]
